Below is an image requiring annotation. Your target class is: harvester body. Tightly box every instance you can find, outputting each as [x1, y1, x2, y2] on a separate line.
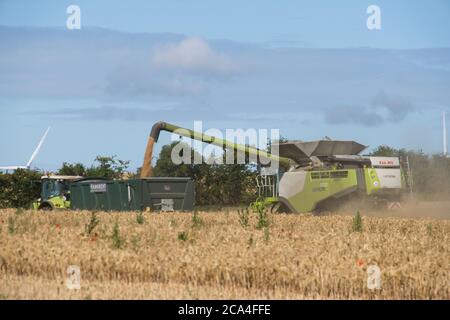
[277, 155, 403, 212]
[141, 121, 406, 213]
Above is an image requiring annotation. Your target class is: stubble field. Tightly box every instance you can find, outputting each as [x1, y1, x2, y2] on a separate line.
[0, 207, 448, 299]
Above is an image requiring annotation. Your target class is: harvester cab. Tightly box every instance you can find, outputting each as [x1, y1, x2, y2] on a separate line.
[32, 175, 83, 210]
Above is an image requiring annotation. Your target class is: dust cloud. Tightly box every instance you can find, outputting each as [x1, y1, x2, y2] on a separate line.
[331, 200, 450, 220]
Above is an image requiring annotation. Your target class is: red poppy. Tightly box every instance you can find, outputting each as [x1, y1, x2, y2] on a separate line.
[55, 224, 61, 230]
[90, 233, 98, 242]
[356, 259, 365, 267]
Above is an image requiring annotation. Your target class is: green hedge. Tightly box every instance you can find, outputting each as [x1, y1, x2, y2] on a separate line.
[0, 169, 42, 208]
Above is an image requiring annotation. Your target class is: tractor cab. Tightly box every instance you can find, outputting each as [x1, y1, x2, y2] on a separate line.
[33, 175, 83, 210]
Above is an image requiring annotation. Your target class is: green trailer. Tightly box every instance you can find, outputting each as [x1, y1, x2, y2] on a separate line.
[69, 177, 195, 211]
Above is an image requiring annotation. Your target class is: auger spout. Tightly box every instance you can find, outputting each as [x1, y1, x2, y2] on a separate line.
[140, 121, 292, 178]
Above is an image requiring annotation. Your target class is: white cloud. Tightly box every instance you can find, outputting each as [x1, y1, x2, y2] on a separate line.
[151, 37, 237, 76]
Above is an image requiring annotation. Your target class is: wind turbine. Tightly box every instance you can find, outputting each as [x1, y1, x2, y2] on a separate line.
[0, 127, 50, 173]
[444, 111, 448, 157]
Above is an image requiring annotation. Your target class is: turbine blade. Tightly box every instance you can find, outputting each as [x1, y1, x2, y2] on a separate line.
[26, 127, 50, 168]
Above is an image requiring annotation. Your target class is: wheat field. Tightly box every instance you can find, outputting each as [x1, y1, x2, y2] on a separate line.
[0, 208, 448, 299]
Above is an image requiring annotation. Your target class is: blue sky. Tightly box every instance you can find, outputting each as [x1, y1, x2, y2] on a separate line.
[0, 0, 449, 171]
[1, 0, 450, 48]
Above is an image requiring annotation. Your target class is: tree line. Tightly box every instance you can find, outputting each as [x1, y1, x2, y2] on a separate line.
[1, 143, 449, 208]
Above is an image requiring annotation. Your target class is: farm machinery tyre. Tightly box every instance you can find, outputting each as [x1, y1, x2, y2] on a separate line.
[38, 202, 54, 211]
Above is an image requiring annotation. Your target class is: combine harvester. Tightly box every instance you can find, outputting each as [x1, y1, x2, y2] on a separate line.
[141, 121, 409, 213]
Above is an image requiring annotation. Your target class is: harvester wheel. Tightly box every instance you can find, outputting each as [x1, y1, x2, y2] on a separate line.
[270, 202, 281, 213]
[39, 203, 53, 211]
[270, 202, 292, 214]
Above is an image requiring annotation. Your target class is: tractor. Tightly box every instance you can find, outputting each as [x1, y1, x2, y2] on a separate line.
[32, 175, 82, 210]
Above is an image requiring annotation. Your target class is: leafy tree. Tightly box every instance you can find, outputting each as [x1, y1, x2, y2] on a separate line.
[370, 145, 401, 157]
[153, 142, 202, 178]
[58, 162, 86, 176]
[86, 155, 130, 179]
[0, 169, 41, 208]
[58, 155, 130, 179]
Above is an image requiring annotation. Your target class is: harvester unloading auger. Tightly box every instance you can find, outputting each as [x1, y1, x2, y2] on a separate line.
[141, 121, 408, 213]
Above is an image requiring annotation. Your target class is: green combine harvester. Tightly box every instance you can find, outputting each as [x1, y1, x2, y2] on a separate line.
[141, 121, 409, 213]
